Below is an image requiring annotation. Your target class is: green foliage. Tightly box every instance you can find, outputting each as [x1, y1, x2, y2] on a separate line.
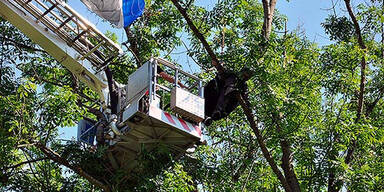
[322, 15, 355, 42]
[1, 0, 384, 191]
[161, 163, 195, 192]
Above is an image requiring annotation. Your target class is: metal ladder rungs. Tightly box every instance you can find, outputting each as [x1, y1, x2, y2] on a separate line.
[78, 41, 104, 61]
[71, 28, 88, 44]
[10, 0, 122, 71]
[55, 15, 73, 32]
[36, 2, 58, 22]
[95, 56, 115, 74]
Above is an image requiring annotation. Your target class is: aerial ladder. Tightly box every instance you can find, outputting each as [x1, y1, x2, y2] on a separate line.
[0, 0, 205, 176]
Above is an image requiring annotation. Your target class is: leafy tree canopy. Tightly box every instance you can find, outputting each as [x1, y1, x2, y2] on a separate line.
[1, 0, 384, 191]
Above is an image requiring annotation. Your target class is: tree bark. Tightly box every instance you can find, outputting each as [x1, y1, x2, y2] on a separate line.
[280, 139, 300, 192]
[344, 0, 366, 121]
[343, 0, 367, 164]
[262, 0, 277, 40]
[273, 112, 301, 192]
[328, 1, 368, 191]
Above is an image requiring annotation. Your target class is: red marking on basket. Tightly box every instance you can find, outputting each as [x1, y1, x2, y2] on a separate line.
[178, 118, 191, 132]
[164, 112, 176, 125]
[193, 125, 201, 136]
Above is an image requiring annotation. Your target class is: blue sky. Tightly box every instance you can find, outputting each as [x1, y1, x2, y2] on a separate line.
[277, 0, 332, 45]
[60, 0, 361, 140]
[67, 0, 358, 46]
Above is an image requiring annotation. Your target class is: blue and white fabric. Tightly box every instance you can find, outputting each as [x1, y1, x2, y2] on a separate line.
[81, 0, 145, 28]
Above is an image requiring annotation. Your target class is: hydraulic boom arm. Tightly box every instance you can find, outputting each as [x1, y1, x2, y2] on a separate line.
[0, 0, 123, 107]
[1, 0, 206, 177]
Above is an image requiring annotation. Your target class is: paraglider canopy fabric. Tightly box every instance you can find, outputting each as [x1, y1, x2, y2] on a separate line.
[122, 0, 145, 27]
[81, 0, 145, 28]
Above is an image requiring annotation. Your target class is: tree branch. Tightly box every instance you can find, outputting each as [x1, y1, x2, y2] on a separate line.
[35, 143, 110, 192]
[345, 0, 366, 120]
[343, 0, 367, 164]
[328, 1, 368, 191]
[171, 0, 292, 190]
[123, 27, 141, 65]
[232, 144, 257, 183]
[0, 35, 46, 53]
[262, 0, 277, 40]
[237, 92, 291, 192]
[21, 149, 47, 190]
[5, 158, 48, 171]
[272, 112, 301, 192]
[169, 0, 225, 74]
[365, 87, 384, 116]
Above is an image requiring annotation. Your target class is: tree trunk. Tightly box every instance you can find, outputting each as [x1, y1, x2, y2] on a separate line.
[273, 112, 301, 192]
[262, 0, 277, 40]
[328, 1, 368, 191]
[281, 139, 301, 192]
